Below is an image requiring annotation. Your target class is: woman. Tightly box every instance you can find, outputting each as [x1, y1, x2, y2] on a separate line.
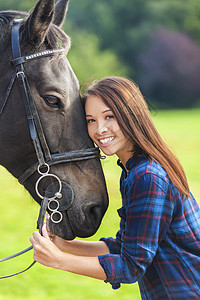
[30, 77, 200, 299]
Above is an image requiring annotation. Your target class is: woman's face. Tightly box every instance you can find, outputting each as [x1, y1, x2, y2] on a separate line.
[85, 95, 133, 164]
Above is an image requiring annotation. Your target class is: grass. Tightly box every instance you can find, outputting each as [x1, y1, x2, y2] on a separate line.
[0, 108, 199, 299]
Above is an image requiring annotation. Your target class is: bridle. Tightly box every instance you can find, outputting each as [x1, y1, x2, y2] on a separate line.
[0, 20, 100, 279]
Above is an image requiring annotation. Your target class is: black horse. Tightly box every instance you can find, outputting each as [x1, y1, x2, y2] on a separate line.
[0, 0, 108, 240]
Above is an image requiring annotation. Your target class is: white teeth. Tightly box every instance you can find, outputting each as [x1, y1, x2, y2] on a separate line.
[99, 137, 115, 145]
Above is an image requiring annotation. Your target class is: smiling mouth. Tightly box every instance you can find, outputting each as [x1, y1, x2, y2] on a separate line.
[99, 136, 115, 145]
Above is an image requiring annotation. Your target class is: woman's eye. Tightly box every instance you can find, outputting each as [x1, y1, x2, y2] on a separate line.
[43, 96, 60, 108]
[106, 115, 114, 120]
[86, 118, 95, 124]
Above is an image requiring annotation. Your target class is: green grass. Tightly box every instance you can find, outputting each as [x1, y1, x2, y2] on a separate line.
[0, 109, 199, 299]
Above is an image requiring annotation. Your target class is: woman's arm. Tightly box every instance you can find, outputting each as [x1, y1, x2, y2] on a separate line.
[29, 227, 107, 281]
[44, 223, 110, 256]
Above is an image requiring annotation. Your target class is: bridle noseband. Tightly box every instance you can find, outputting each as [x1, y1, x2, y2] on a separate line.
[0, 20, 101, 279]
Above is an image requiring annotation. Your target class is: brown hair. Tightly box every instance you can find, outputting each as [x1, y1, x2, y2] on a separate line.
[83, 76, 190, 198]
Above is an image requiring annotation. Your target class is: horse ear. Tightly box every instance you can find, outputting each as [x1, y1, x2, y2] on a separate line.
[25, 0, 55, 46]
[54, 0, 70, 27]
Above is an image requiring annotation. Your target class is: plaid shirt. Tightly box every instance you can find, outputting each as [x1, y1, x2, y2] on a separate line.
[98, 156, 200, 299]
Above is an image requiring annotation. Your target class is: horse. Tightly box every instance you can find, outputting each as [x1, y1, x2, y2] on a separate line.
[0, 0, 108, 242]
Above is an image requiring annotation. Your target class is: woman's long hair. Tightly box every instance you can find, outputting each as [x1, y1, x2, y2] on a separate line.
[83, 76, 190, 199]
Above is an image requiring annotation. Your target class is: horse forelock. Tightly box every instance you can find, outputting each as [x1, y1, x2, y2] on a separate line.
[0, 11, 25, 42]
[20, 20, 71, 53]
[0, 10, 28, 24]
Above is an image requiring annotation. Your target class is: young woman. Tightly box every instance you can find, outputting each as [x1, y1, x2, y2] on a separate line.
[30, 76, 200, 299]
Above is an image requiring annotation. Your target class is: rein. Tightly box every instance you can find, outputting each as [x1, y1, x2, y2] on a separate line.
[0, 20, 100, 279]
[0, 197, 48, 279]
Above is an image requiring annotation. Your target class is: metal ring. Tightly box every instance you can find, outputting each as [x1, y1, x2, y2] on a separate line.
[48, 199, 59, 212]
[50, 211, 63, 224]
[37, 163, 50, 175]
[35, 173, 62, 199]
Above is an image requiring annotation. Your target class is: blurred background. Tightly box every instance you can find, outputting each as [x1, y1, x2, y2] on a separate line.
[1, 0, 200, 109]
[0, 0, 200, 299]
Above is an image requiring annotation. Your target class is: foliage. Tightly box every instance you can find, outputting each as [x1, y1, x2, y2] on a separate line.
[67, 0, 200, 108]
[1, 0, 200, 107]
[138, 29, 200, 108]
[0, 0, 33, 12]
[65, 24, 129, 85]
[68, 0, 200, 73]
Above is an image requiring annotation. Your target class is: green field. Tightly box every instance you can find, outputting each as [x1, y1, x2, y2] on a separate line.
[0, 109, 199, 300]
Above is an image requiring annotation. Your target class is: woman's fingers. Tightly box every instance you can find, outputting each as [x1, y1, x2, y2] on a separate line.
[46, 214, 50, 230]
[29, 230, 64, 268]
[29, 235, 34, 245]
[42, 223, 51, 240]
[46, 213, 50, 222]
[29, 231, 40, 244]
[42, 222, 55, 241]
[33, 231, 41, 240]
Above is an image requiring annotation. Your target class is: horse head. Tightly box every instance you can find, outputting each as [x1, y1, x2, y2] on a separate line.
[0, 0, 108, 240]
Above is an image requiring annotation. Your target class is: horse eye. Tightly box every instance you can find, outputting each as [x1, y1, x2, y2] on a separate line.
[43, 96, 60, 108]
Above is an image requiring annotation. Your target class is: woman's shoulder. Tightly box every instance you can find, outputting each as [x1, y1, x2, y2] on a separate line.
[127, 155, 169, 184]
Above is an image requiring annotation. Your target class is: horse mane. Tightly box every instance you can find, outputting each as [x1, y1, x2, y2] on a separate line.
[0, 10, 70, 52]
[0, 10, 27, 24]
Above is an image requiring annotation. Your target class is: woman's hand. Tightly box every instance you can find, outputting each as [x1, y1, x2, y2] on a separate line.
[29, 225, 64, 269]
[43, 222, 70, 252]
[44, 214, 71, 252]
[30, 222, 107, 280]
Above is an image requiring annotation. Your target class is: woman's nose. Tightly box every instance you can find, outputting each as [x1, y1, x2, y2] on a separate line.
[96, 122, 108, 135]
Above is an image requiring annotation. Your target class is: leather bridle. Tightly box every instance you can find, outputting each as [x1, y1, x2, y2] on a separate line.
[0, 20, 100, 279]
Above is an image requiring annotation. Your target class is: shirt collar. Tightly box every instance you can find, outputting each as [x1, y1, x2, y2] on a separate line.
[117, 155, 145, 172]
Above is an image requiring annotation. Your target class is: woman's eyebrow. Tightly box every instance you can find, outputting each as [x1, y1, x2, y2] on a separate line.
[86, 109, 111, 117]
[102, 109, 112, 114]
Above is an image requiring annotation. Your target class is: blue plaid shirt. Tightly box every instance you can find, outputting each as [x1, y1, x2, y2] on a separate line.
[98, 156, 200, 299]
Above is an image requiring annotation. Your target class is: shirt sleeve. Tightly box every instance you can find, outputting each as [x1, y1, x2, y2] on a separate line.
[98, 173, 175, 289]
[100, 231, 122, 255]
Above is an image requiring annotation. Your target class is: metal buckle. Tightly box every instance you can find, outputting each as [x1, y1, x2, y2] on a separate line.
[16, 71, 25, 78]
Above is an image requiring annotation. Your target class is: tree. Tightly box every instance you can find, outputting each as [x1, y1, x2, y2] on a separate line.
[64, 23, 129, 85]
[0, 0, 34, 11]
[138, 29, 200, 108]
[68, 0, 200, 107]
[68, 0, 200, 77]
[2, 0, 200, 108]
